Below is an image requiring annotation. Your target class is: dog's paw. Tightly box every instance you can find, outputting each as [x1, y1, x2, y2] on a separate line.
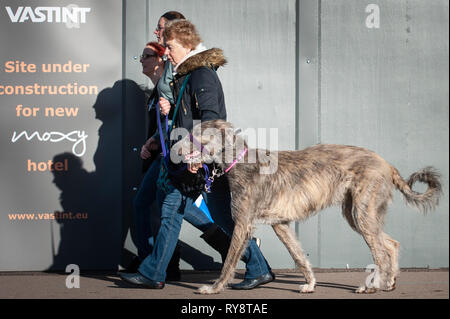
[355, 285, 378, 294]
[299, 283, 315, 293]
[382, 277, 397, 292]
[197, 285, 219, 295]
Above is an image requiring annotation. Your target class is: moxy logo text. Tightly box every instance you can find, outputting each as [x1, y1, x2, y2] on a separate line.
[5, 5, 91, 28]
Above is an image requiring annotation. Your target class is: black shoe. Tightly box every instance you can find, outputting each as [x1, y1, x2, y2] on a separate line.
[230, 271, 275, 290]
[201, 225, 260, 263]
[119, 272, 165, 289]
[200, 224, 231, 262]
[119, 256, 141, 274]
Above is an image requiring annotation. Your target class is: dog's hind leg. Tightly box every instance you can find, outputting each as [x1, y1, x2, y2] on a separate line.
[381, 232, 400, 291]
[197, 216, 252, 294]
[352, 200, 395, 293]
[351, 195, 399, 293]
[356, 230, 399, 293]
[374, 198, 400, 291]
[272, 223, 316, 293]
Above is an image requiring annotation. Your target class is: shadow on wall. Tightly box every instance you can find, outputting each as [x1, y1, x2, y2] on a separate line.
[47, 79, 221, 271]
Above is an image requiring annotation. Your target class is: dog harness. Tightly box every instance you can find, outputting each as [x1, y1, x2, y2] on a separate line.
[188, 133, 248, 192]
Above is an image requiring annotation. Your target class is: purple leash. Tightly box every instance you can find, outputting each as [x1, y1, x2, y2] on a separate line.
[155, 102, 168, 158]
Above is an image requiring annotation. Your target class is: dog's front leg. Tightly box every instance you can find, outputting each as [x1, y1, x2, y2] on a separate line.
[198, 219, 251, 295]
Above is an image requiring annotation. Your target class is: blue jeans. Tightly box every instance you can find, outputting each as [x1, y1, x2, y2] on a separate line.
[138, 176, 271, 282]
[134, 156, 213, 260]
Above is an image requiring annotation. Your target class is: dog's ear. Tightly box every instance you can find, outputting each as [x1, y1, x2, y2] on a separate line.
[192, 120, 232, 141]
[213, 120, 233, 132]
[222, 123, 249, 164]
[215, 121, 233, 141]
[190, 120, 236, 162]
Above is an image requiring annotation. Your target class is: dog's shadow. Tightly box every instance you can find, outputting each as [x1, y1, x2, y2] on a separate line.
[177, 272, 359, 294]
[267, 273, 358, 293]
[181, 272, 359, 293]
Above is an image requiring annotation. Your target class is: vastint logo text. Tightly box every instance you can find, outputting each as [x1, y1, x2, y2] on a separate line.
[5, 5, 91, 28]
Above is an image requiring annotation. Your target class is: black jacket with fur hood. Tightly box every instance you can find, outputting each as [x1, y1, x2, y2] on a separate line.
[166, 48, 227, 196]
[169, 47, 227, 141]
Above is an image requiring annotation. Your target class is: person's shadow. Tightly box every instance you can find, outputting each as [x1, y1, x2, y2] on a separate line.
[48, 79, 221, 272]
[48, 153, 101, 270]
[47, 80, 125, 271]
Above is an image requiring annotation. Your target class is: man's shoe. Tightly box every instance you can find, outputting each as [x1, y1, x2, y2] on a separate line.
[119, 272, 165, 289]
[230, 271, 275, 290]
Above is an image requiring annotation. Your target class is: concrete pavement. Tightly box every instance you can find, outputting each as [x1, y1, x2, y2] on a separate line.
[0, 268, 447, 299]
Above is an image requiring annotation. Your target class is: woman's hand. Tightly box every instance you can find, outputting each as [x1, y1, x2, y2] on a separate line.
[187, 162, 202, 174]
[159, 97, 171, 116]
[140, 137, 159, 159]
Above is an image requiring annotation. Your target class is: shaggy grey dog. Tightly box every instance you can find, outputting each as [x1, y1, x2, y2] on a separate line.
[173, 120, 442, 294]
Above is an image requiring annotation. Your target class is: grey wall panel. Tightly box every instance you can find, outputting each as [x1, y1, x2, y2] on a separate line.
[318, 0, 449, 268]
[121, 0, 148, 268]
[296, 0, 321, 268]
[125, 0, 149, 87]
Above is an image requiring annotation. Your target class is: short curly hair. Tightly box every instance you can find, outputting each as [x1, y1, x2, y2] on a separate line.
[163, 19, 202, 50]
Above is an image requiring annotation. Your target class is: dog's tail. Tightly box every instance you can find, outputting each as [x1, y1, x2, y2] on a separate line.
[392, 166, 442, 213]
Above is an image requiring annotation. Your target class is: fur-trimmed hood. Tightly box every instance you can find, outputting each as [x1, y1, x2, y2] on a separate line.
[175, 48, 227, 76]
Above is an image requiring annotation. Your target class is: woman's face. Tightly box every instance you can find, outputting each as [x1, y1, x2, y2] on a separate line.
[154, 17, 166, 45]
[140, 45, 163, 78]
[164, 38, 192, 66]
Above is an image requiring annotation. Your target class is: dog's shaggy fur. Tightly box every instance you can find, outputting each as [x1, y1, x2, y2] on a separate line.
[174, 120, 442, 294]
